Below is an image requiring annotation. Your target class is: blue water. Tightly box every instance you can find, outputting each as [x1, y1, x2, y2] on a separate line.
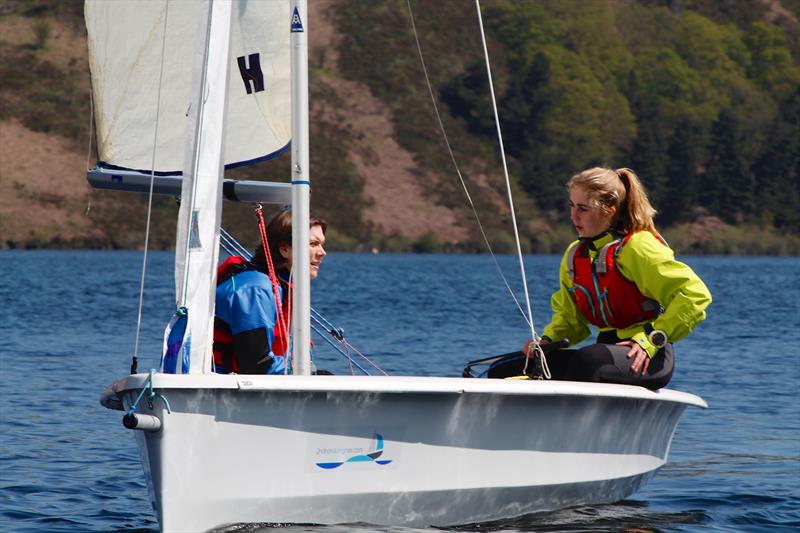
[1, 251, 798, 532]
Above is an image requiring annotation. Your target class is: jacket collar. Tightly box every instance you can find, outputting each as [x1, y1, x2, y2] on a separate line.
[580, 231, 616, 252]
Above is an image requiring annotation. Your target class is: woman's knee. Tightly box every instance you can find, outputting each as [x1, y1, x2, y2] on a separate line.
[566, 344, 615, 381]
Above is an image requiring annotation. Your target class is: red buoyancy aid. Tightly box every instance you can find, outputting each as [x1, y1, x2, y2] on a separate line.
[212, 256, 289, 373]
[566, 232, 664, 329]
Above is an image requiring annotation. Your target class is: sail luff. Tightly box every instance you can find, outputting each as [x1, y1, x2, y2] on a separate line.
[290, 0, 312, 375]
[174, 0, 234, 374]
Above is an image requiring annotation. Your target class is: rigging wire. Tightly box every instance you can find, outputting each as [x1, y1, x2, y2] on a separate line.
[405, 0, 530, 329]
[473, 0, 549, 377]
[131, 1, 172, 374]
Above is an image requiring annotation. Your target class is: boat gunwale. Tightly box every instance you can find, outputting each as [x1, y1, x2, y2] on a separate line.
[102, 373, 708, 409]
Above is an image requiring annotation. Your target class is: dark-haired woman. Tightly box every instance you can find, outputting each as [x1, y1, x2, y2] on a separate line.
[213, 209, 327, 374]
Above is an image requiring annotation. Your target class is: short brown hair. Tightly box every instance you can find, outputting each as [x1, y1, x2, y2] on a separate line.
[252, 209, 327, 272]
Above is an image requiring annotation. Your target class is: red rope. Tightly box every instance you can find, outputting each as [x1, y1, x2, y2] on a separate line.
[255, 206, 291, 368]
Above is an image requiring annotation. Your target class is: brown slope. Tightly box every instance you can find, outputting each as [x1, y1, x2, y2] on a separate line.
[0, 2, 475, 249]
[0, 119, 99, 248]
[309, 0, 469, 243]
[0, 11, 98, 249]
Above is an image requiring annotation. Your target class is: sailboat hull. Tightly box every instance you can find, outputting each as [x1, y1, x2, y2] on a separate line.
[103, 374, 705, 531]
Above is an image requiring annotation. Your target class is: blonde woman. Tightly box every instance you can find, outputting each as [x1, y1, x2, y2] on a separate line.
[511, 167, 711, 389]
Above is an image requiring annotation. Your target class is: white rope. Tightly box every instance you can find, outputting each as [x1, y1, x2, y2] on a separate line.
[132, 2, 172, 367]
[405, 0, 531, 328]
[474, 0, 545, 370]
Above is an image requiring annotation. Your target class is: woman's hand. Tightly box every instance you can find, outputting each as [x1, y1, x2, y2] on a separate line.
[522, 338, 550, 358]
[617, 340, 650, 374]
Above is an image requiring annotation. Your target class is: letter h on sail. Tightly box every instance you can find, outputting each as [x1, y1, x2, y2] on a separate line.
[237, 53, 264, 94]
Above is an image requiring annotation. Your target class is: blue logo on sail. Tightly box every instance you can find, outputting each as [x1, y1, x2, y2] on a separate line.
[316, 433, 393, 469]
[290, 7, 304, 33]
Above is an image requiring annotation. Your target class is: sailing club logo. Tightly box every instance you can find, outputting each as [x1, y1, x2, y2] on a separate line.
[291, 7, 304, 33]
[315, 433, 393, 470]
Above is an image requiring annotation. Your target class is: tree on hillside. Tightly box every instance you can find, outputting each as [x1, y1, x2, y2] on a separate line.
[499, 52, 563, 206]
[744, 21, 800, 99]
[660, 118, 700, 226]
[440, 62, 497, 138]
[626, 96, 669, 209]
[751, 88, 800, 232]
[702, 109, 755, 223]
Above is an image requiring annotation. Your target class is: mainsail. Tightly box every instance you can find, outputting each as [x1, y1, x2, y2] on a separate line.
[85, 0, 291, 174]
[85, 0, 294, 374]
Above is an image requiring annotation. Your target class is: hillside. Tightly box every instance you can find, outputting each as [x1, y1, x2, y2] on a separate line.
[1, 0, 799, 254]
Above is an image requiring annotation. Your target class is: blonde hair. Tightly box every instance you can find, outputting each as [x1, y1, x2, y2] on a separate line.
[567, 167, 657, 234]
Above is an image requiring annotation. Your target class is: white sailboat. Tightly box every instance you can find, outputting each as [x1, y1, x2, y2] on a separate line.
[88, 1, 707, 532]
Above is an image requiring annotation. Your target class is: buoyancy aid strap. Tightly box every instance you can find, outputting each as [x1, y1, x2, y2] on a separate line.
[607, 230, 669, 274]
[255, 205, 290, 361]
[615, 231, 664, 316]
[217, 255, 252, 284]
[595, 238, 622, 275]
[566, 241, 582, 281]
[653, 230, 669, 247]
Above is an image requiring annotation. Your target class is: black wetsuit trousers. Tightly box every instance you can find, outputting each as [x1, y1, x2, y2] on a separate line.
[488, 331, 674, 390]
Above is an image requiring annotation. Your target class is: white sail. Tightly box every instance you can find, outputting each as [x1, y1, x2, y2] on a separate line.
[171, 0, 233, 375]
[85, 0, 291, 173]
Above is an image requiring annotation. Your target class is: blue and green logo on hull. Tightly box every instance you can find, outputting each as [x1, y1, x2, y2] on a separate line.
[316, 433, 393, 470]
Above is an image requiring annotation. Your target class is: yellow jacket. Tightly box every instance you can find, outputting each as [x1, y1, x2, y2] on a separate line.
[542, 231, 712, 355]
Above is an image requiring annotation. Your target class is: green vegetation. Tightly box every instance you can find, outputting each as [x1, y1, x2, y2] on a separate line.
[1, 0, 798, 254]
[335, 0, 800, 253]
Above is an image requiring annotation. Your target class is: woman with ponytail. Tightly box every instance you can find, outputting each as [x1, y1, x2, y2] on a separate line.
[511, 167, 711, 389]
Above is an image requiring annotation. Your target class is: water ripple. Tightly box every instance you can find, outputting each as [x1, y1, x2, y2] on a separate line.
[1, 252, 798, 532]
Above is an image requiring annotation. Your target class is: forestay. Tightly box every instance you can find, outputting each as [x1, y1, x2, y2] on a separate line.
[84, 0, 291, 173]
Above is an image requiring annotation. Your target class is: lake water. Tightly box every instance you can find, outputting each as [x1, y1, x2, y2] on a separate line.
[1, 251, 798, 532]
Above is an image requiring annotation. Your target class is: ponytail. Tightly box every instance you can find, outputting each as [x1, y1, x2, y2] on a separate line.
[614, 168, 656, 234]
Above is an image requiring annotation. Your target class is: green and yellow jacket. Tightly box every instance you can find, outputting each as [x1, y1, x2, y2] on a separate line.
[541, 231, 712, 356]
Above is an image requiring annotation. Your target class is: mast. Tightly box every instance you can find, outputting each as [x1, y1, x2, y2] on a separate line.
[290, 0, 312, 375]
[174, 0, 233, 374]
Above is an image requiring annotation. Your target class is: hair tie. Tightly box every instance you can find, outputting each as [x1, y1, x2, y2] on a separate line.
[615, 168, 630, 192]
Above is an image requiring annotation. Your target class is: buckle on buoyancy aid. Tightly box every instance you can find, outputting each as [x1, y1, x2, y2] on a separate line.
[567, 234, 623, 280]
[595, 238, 623, 275]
